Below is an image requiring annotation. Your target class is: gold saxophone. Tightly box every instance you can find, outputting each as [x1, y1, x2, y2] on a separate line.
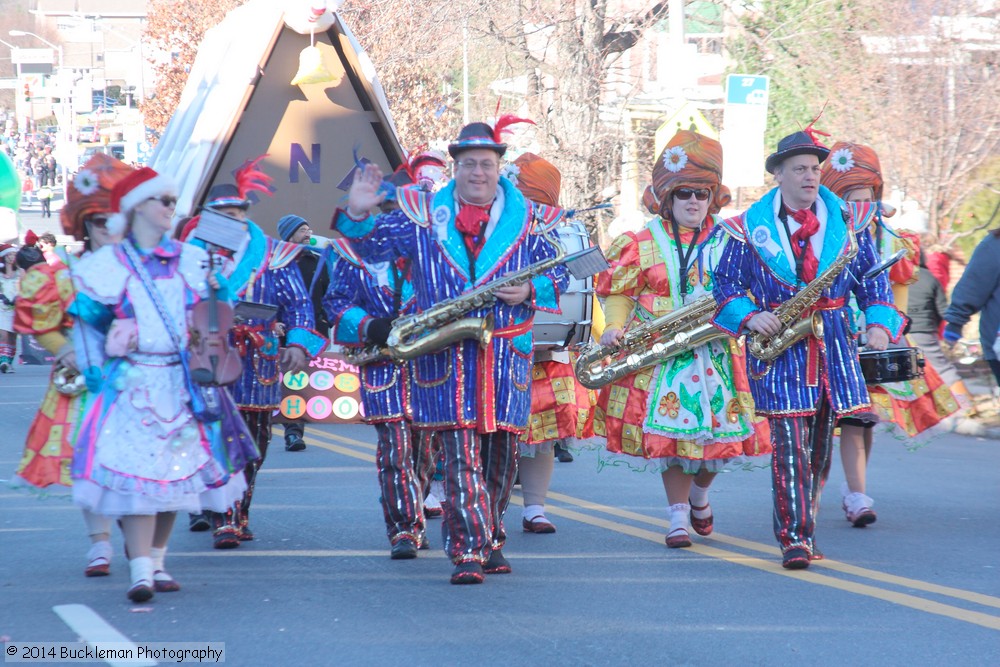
[746, 209, 859, 372]
[574, 296, 727, 389]
[377, 232, 567, 360]
[343, 315, 494, 366]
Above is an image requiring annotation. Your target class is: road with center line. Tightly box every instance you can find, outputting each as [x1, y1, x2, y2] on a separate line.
[1, 363, 998, 666]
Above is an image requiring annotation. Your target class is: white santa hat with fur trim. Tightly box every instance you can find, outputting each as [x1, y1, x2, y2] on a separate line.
[107, 167, 177, 235]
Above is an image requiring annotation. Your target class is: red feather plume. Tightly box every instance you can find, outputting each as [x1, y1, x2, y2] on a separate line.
[492, 114, 535, 143]
[802, 102, 831, 149]
[235, 155, 274, 200]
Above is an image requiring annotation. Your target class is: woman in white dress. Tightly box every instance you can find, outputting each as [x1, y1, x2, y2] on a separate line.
[70, 167, 256, 602]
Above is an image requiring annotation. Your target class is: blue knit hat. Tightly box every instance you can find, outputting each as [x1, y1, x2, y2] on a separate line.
[277, 214, 308, 241]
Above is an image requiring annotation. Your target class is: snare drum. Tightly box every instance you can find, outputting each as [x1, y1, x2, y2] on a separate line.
[858, 347, 925, 385]
[533, 219, 595, 350]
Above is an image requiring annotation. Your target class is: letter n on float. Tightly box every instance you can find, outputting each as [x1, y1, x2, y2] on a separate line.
[148, 2, 405, 238]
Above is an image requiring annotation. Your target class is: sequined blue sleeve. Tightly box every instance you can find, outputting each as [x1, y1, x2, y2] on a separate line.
[324, 257, 372, 346]
[331, 209, 412, 265]
[274, 262, 327, 356]
[711, 238, 759, 336]
[67, 292, 114, 333]
[528, 230, 567, 313]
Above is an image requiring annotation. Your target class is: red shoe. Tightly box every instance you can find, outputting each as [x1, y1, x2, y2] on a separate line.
[689, 499, 714, 537]
[522, 516, 557, 534]
[424, 506, 443, 519]
[665, 527, 692, 548]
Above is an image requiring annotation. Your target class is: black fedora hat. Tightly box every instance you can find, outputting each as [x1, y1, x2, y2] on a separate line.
[765, 131, 831, 174]
[447, 122, 507, 158]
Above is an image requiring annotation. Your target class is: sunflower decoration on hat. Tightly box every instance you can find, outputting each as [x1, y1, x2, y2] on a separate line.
[820, 141, 888, 206]
[61, 154, 135, 241]
[646, 130, 730, 219]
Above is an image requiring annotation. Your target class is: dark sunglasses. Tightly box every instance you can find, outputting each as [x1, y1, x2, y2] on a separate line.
[674, 188, 711, 201]
[147, 196, 178, 208]
[84, 215, 109, 228]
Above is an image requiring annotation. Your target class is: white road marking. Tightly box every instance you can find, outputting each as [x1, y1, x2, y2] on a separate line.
[52, 604, 157, 667]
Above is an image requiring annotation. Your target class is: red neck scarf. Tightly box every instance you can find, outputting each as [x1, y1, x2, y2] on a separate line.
[788, 206, 820, 283]
[455, 202, 492, 259]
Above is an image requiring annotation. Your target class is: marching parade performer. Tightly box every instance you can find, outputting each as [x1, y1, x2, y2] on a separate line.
[333, 117, 568, 584]
[11, 155, 130, 578]
[504, 152, 599, 534]
[711, 128, 905, 568]
[820, 141, 960, 527]
[188, 158, 328, 549]
[323, 235, 437, 559]
[68, 167, 256, 601]
[592, 131, 771, 548]
[321, 151, 446, 559]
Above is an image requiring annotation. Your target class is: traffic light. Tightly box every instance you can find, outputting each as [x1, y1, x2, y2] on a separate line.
[23, 84, 31, 103]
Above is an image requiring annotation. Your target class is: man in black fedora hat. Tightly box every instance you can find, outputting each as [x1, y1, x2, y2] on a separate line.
[185, 159, 328, 548]
[710, 127, 905, 569]
[331, 117, 568, 584]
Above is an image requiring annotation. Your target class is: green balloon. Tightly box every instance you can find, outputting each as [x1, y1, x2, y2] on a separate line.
[0, 150, 21, 212]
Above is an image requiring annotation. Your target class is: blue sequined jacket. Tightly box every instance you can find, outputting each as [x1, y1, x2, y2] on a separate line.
[332, 178, 568, 433]
[194, 221, 328, 410]
[323, 240, 414, 423]
[711, 186, 905, 417]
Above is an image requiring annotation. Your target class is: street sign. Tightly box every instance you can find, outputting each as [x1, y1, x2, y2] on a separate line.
[726, 74, 769, 106]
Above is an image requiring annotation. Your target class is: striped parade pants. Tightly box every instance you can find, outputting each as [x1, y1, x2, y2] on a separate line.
[437, 429, 518, 564]
[374, 421, 436, 546]
[768, 395, 834, 555]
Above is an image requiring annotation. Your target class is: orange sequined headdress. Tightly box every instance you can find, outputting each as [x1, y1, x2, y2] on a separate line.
[820, 141, 885, 202]
[647, 130, 730, 218]
[61, 154, 135, 241]
[508, 152, 561, 207]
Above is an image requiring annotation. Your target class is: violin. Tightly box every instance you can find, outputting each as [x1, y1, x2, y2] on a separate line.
[189, 252, 243, 385]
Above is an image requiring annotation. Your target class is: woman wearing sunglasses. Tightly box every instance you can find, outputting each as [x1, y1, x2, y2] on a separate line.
[594, 130, 771, 549]
[12, 155, 131, 580]
[67, 167, 255, 602]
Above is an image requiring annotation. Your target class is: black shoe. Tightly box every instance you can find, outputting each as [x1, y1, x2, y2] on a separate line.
[554, 442, 574, 463]
[782, 547, 810, 570]
[450, 561, 485, 585]
[390, 539, 418, 560]
[284, 434, 306, 452]
[188, 513, 211, 532]
[213, 526, 241, 550]
[419, 534, 430, 550]
[483, 549, 512, 574]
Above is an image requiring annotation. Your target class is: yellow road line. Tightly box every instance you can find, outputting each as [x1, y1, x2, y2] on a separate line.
[545, 490, 1000, 611]
[305, 426, 376, 451]
[306, 428, 1000, 629]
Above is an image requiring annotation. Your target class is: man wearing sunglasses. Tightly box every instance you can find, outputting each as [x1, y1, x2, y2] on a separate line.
[711, 128, 905, 570]
[333, 118, 568, 585]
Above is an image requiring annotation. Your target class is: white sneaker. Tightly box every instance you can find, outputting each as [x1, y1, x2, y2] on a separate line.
[843, 491, 877, 528]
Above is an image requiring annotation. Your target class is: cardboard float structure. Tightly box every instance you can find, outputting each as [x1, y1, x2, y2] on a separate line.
[150, 0, 404, 235]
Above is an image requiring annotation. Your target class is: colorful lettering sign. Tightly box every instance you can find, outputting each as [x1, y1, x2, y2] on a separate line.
[275, 351, 365, 424]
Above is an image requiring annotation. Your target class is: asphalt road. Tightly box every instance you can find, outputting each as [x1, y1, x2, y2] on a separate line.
[1, 362, 998, 666]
